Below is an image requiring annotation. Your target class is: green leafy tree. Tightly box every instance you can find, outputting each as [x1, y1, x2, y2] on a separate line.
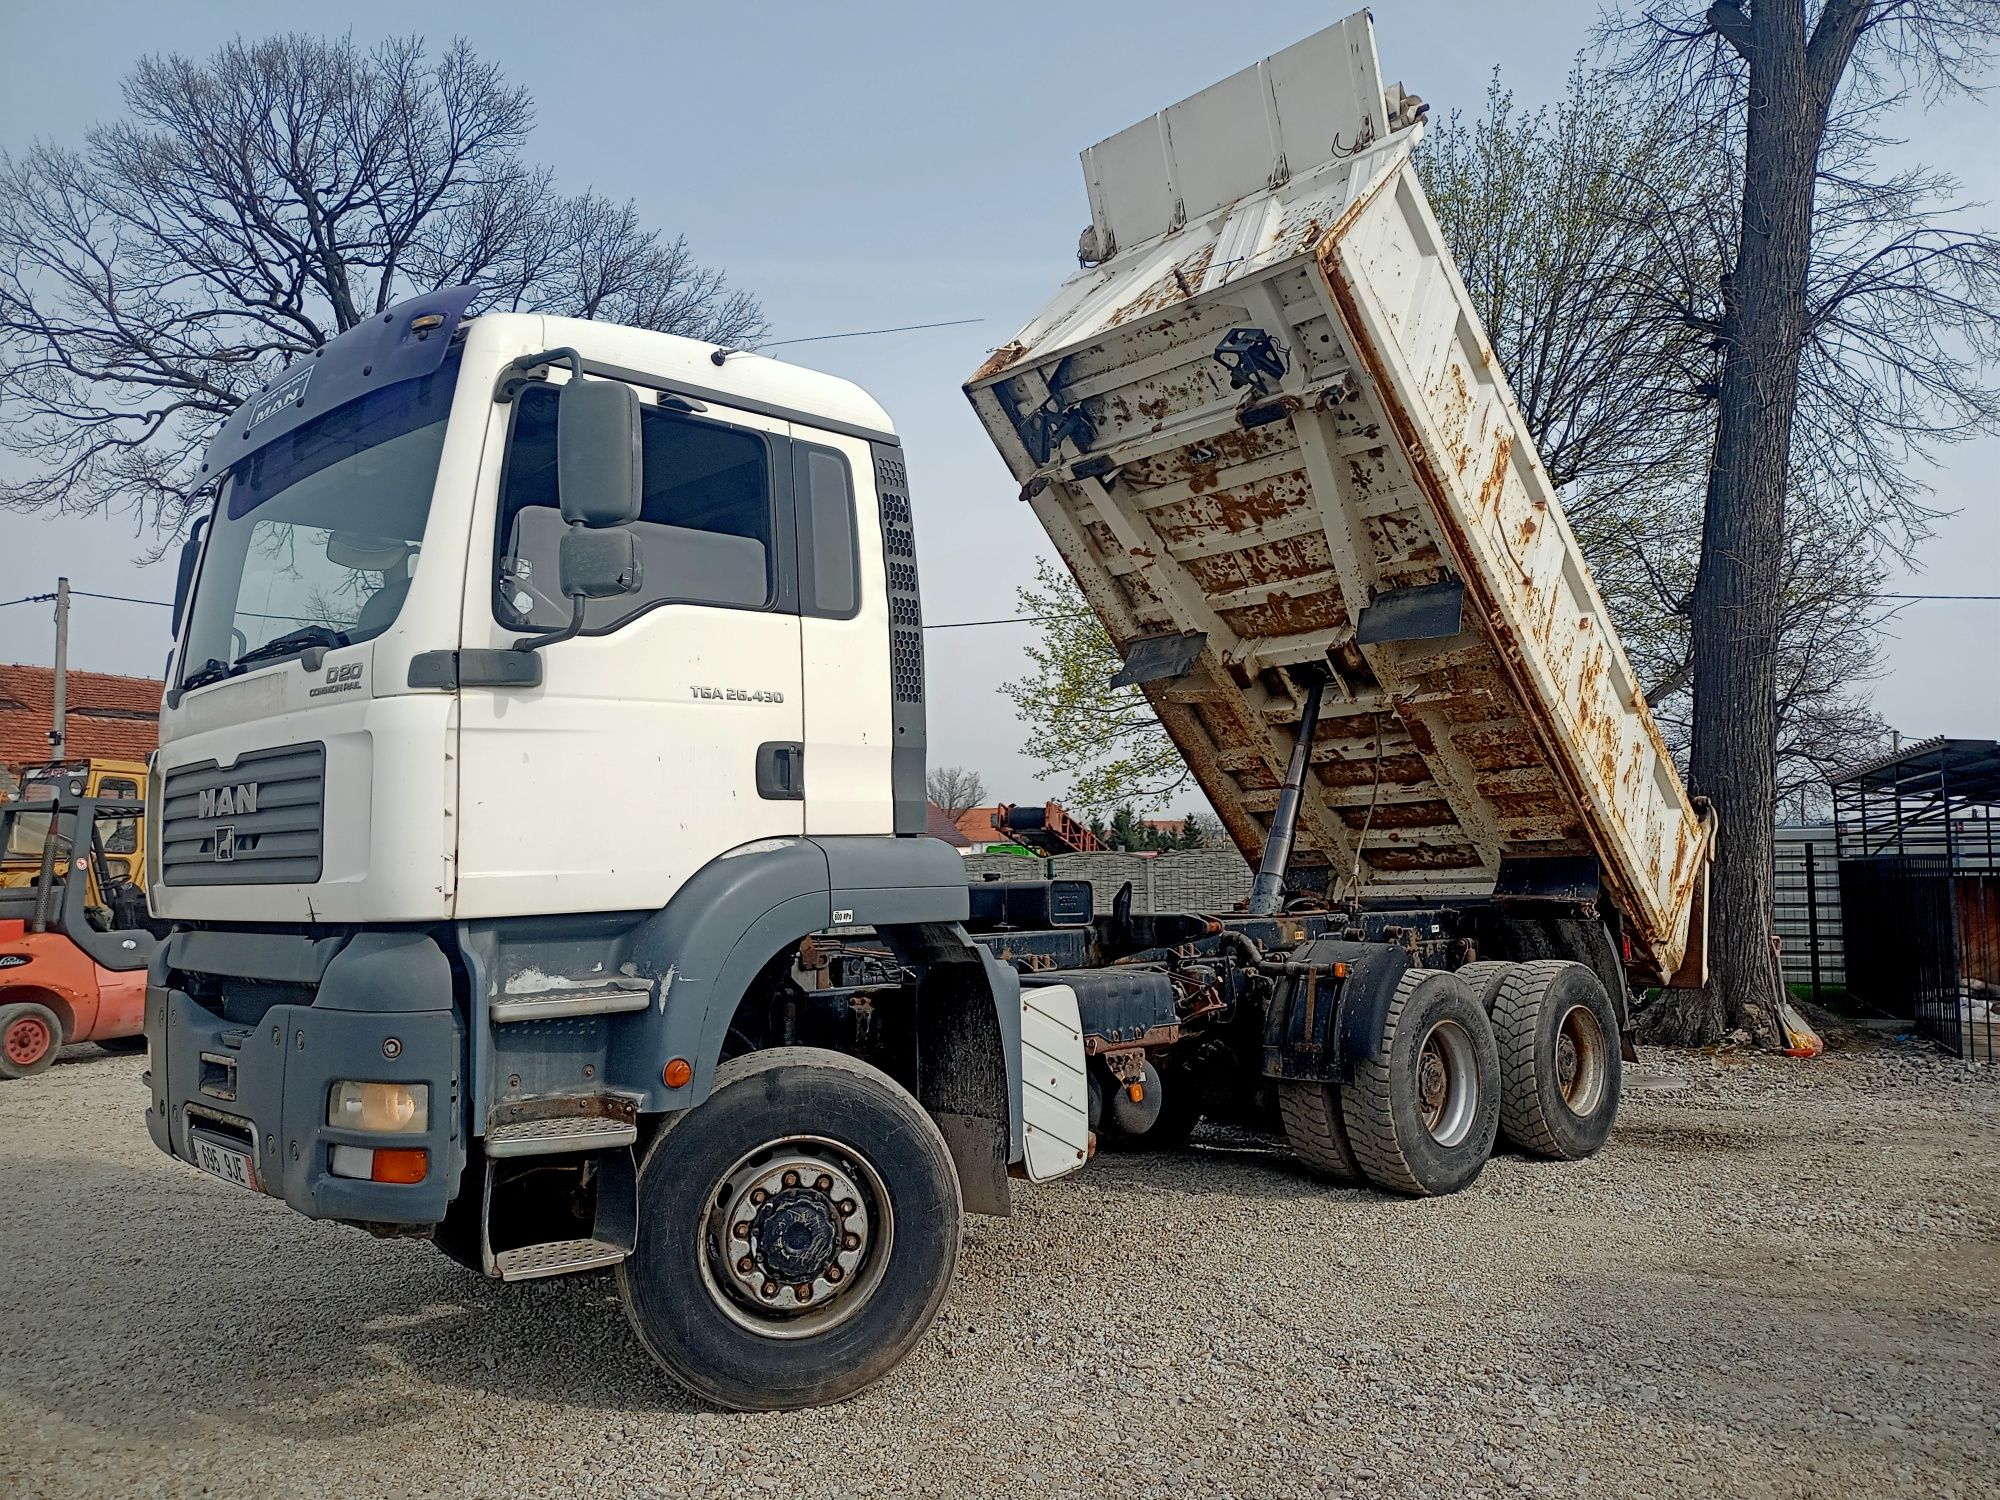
[1001, 556, 1189, 814]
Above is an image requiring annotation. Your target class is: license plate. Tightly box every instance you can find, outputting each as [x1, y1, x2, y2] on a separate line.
[190, 1130, 258, 1191]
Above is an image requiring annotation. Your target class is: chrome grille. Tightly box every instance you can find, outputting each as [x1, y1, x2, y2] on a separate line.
[159, 743, 325, 886]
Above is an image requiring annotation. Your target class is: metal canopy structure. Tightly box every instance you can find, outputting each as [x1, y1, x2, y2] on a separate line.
[1831, 737, 2000, 850]
[1831, 737, 1999, 1061]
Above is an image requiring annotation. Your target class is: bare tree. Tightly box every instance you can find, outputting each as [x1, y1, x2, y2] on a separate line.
[1419, 66, 1892, 813]
[1605, 1, 2000, 1046]
[0, 33, 766, 537]
[925, 765, 988, 822]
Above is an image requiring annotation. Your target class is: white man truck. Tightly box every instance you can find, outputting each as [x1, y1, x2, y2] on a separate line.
[144, 10, 1710, 1411]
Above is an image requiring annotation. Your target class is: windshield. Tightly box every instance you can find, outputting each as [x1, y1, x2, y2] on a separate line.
[3, 806, 63, 863]
[180, 350, 461, 685]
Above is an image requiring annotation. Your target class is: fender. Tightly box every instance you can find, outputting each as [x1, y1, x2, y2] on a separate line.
[1261, 939, 1413, 1083]
[457, 836, 971, 1108]
[627, 835, 970, 1107]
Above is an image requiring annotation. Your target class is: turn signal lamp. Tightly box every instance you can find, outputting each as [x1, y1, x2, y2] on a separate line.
[330, 1145, 429, 1184]
[328, 1080, 429, 1133]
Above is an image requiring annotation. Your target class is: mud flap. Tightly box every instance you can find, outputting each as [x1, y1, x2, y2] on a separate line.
[1018, 982, 1090, 1182]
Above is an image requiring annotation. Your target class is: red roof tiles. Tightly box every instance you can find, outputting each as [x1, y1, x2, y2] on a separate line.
[0, 663, 162, 768]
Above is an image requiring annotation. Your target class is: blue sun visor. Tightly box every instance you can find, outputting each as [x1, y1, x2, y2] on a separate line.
[201, 286, 478, 480]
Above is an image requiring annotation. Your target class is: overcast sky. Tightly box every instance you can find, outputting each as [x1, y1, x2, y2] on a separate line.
[1, 0, 1994, 802]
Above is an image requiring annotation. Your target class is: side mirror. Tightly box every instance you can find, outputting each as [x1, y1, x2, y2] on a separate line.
[513, 377, 645, 654]
[559, 526, 642, 599]
[556, 378, 643, 526]
[172, 516, 209, 634]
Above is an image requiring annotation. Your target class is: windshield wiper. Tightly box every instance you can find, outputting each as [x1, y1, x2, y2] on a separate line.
[180, 657, 232, 691]
[231, 624, 350, 671]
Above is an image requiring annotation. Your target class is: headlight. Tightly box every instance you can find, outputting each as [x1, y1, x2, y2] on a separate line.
[327, 1080, 429, 1133]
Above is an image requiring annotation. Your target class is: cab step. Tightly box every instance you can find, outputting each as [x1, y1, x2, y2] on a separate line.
[492, 1237, 630, 1281]
[485, 1114, 638, 1158]
[489, 979, 652, 1024]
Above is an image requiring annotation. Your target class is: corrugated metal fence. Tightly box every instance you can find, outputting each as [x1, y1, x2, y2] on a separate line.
[1773, 826, 1845, 998]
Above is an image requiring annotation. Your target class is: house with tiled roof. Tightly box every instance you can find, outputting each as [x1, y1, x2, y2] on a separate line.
[0, 663, 162, 772]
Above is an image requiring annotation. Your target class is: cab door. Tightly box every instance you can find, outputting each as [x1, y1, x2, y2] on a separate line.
[452, 379, 805, 920]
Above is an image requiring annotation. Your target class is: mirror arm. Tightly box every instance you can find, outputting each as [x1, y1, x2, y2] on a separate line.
[494, 346, 583, 404]
[512, 593, 587, 654]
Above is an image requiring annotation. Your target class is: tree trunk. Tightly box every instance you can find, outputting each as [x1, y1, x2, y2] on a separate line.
[1641, 4, 1855, 1049]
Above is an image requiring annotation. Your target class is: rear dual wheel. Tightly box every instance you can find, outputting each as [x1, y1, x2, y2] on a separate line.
[0, 1002, 62, 1080]
[1339, 970, 1502, 1197]
[1489, 961, 1621, 1161]
[1280, 969, 1500, 1196]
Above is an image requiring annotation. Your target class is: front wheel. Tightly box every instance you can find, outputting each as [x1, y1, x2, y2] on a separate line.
[617, 1047, 962, 1410]
[0, 1002, 63, 1080]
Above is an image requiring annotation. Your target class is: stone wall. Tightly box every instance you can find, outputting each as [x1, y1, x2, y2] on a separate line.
[961, 848, 1253, 915]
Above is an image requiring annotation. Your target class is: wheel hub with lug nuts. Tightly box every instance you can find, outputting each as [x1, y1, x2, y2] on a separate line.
[704, 1138, 889, 1339]
[5, 1015, 51, 1066]
[1554, 1004, 1607, 1114]
[1415, 1019, 1479, 1148]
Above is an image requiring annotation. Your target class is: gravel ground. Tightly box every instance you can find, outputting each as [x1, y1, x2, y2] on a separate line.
[2, 1032, 1995, 1499]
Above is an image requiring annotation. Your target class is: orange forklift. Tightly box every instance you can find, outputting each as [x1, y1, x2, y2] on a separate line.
[0, 776, 159, 1079]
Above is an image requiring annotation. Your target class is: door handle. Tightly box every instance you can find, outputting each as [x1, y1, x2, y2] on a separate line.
[756, 742, 805, 801]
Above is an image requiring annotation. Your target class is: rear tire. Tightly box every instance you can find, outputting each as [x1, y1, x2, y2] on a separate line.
[1453, 961, 1518, 1013]
[1277, 1080, 1362, 1184]
[617, 1047, 961, 1410]
[1340, 970, 1500, 1197]
[1490, 961, 1621, 1160]
[0, 1002, 62, 1080]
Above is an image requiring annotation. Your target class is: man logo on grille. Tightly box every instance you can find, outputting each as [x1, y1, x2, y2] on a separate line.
[213, 826, 235, 863]
[197, 782, 258, 819]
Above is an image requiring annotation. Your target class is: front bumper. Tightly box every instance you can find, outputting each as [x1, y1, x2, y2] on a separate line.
[143, 930, 465, 1224]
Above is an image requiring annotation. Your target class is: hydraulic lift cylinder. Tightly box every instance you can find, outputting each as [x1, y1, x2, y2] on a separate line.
[1247, 677, 1326, 916]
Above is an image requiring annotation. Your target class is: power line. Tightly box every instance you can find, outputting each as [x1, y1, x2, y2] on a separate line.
[5, 589, 1989, 623]
[0, 590, 172, 609]
[923, 612, 1085, 630]
[760, 317, 984, 350]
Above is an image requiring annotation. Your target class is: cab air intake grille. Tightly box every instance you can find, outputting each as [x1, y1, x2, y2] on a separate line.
[872, 442, 928, 834]
[159, 742, 326, 886]
[875, 451, 923, 706]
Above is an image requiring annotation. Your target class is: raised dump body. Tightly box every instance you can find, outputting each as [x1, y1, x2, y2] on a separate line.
[966, 11, 1710, 985]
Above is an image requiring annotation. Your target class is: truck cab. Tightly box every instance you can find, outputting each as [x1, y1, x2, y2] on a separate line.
[144, 295, 1088, 1409]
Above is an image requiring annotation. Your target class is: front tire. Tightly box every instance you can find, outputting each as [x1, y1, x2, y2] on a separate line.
[1490, 961, 1621, 1160]
[1341, 970, 1500, 1197]
[617, 1047, 962, 1410]
[0, 1002, 63, 1080]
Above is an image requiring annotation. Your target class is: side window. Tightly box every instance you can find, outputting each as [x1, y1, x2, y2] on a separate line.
[98, 778, 140, 855]
[794, 444, 859, 619]
[495, 383, 776, 630]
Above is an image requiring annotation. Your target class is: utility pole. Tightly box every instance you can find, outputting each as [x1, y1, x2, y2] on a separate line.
[49, 576, 69, 760]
